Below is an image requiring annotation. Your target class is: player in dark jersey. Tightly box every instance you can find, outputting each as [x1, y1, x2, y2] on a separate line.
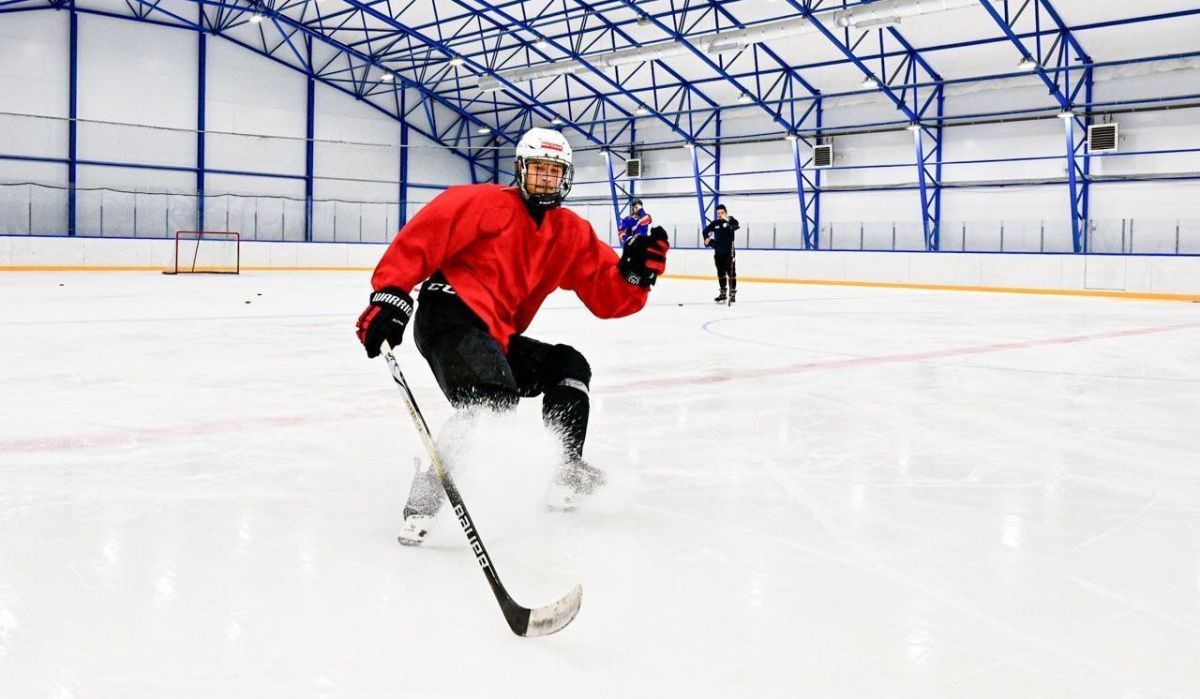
[703, 204, 740, 303]
[356, 127, 670, 543]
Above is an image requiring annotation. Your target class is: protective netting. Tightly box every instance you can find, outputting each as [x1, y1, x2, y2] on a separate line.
[0, 183, 405, 243]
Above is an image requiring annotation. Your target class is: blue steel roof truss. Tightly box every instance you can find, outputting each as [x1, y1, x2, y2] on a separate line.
[977, 0, 1093, 252]
[7, 0, 1200, 249]
[785, 1, 945, 250]
[446, 0, 727, 226]
[329, 0, 649, 180]
[633, 0, 825, 241]
[45, 0, 511, 181]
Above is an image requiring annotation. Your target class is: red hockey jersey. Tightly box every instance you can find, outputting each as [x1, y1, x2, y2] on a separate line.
[371, 184, 649, 353]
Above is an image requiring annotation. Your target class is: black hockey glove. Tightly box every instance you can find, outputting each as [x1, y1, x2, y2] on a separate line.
[356, 287, 414, 358]
[618, 226, 670, 288]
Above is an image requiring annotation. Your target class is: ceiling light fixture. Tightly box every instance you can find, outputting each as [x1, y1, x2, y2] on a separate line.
[449, 57, 466, 67]
[842, 14, 902, 29]
[1017, 55, 1038, 71]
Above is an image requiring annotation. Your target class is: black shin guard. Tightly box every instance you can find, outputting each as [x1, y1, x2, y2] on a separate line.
[544, 382, 590, 462]
[539, 344, 592, 462]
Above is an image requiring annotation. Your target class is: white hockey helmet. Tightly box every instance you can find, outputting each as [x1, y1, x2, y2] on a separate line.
[514, 127, 574, 207]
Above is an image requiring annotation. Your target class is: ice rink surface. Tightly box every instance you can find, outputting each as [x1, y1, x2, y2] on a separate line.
[1, 270, 1199, 698]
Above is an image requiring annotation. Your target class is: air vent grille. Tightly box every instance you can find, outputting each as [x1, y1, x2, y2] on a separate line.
[1089, 123, 1118, 153]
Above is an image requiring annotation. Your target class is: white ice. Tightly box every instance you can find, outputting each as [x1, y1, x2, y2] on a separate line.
[1, 271, 1199, 698]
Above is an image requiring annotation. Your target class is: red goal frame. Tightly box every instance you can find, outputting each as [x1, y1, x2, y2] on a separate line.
[163, 230, 241, 275]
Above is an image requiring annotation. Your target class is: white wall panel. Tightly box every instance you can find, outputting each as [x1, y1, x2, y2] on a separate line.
[0, 12, 68, 159]
[312, 81, 398, 185]
[405, 128, 470, 186]
[77, 14, 195, 167]
[205, 39, 305, 176]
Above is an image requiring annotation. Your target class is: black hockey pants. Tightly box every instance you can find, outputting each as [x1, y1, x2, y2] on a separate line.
[714, 251, 737, 292]
[411, 274, 592, 462]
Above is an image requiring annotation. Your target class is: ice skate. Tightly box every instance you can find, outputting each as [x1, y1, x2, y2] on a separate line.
[729, 289, 736, 305]
[714, 290, 727, 303]
[397, 457, 444, 546]
[548, 459, 607, 512]
[397, 510, 436, 546]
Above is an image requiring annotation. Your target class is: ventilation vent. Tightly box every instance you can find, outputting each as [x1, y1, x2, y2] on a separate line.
[1088, 123, 1118, 153]
[625, 158, 642, 178]
[813, 144, 834, 169]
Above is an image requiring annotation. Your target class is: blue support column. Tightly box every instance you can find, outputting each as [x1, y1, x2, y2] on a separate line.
[1079, 71, 1094, 251]
[196, 29, 206, 231]
[603, 149, 623, 233]
[913, 126, 933, 250]
[304, 71, 315, 242]
[628, 122, 637, 203]
[912, 87, 946, 251]
[932, 91, 945, 250]
[791, 138, 811, 249]
[813, 101, 824, 249]
[790, 99, 823, 250]
[67, 3, 78, 236]
[398, 89, 409, 230]
[688, 143, 705, 226]
[713, 114, 722, 212]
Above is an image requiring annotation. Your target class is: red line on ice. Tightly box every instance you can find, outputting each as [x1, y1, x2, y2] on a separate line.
[5, 321, 1196, 454]
[597, 320, 1200, 393]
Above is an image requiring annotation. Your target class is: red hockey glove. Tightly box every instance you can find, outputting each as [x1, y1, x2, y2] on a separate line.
[356, 287, 414, 358]
[618, 226, 670, 287]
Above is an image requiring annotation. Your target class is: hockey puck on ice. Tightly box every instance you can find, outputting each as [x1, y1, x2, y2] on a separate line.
[245, 300, 251, 304]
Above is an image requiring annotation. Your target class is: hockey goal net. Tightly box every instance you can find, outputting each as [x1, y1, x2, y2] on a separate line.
[164, 231, 240, 275]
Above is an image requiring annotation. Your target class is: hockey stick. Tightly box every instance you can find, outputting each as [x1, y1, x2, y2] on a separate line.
[380, 342, 583, 637]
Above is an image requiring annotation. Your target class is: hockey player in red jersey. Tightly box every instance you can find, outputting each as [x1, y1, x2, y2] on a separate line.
[356, 127, 670, 544]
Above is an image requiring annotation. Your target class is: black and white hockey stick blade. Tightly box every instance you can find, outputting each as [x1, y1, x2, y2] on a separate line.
[509, 583, 583, 637]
